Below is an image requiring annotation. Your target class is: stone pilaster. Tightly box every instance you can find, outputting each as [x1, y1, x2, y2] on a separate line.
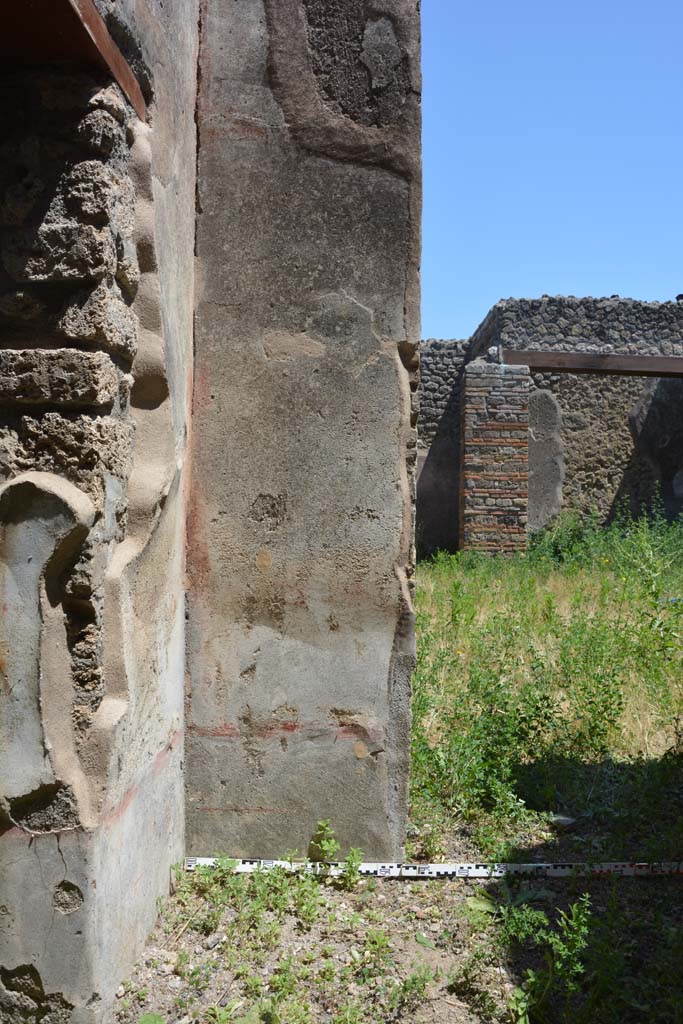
[187, 0, 421, 860]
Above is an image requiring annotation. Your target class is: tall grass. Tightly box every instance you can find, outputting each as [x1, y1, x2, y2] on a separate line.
[411, 511, 683, 859]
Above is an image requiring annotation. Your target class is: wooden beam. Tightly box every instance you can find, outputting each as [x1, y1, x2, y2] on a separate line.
[501, 349, 683, 379]
[68, 0, 146, 121]
[2, 0, 146, 121]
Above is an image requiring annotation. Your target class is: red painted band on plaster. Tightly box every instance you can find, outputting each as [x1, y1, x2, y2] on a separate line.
[101, 728, 183, 826]
[189, 722, 241, 738]
[1, 730, 183, 842]
[188, 721, 384, 744]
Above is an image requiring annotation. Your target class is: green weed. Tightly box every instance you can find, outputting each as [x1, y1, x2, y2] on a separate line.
[389, 963, 434, 1013]
[336, 847, 364, 891]
[308, 819, 340, 863]
[412, 511, 683, 857]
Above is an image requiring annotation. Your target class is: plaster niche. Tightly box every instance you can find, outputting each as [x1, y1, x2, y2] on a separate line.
[528, 389, 564, 533]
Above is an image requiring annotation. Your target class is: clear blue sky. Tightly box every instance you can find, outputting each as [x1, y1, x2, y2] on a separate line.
[421, 0, 683, 340]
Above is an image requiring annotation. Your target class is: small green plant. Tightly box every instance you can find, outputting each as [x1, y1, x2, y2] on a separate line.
[267, 956, 300, 999]
[174, 950, 190, 976]
[351, 928, 393, 984]
[204, 1003, 245, 1024]
[330, 1004, 365, 1024]
[308, 819, 340, 862]
[504, 894, 592, 1021]
[508, 985, 533, 1024]
[243, 974, 263, 999]
[291, 872, 322, 928]
[390, 963, 434, 1012]
[336, 847, 364, 891]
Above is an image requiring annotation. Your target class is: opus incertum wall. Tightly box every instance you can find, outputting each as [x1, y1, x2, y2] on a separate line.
[416, 339, 470, 553]
[0, 62, 194, 1024]
[418, 297, 683, 553]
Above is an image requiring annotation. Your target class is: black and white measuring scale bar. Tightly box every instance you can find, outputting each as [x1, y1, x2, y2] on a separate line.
[185, 858, 683, 879]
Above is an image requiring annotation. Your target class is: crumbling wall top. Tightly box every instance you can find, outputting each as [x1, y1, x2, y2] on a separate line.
[471, 295, 683, 356]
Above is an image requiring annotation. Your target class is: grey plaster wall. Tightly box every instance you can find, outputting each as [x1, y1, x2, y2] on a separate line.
[187, 0, 421, 860]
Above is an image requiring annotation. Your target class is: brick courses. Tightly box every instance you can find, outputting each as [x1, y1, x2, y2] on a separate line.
[460, 360, 529, 552]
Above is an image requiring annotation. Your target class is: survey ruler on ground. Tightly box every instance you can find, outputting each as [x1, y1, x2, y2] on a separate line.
[186, 857, 683, 879]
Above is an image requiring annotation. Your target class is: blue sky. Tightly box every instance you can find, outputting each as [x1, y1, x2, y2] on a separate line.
[421, 0, 683, 339]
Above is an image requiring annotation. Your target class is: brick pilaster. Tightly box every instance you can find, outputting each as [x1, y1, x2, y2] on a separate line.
[460, 360, 529, 552]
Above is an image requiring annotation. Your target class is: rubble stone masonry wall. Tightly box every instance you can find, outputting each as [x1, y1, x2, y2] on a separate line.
[418, 298, 683, 551]
[418, 339, 470, 447]
[471, 296, 683, 356]
[416, 339, 469, 553]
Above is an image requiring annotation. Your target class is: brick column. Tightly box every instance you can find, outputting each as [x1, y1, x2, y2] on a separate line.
[460, 360, 529, 552]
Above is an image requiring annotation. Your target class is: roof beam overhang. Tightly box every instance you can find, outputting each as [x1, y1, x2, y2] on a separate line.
[501, 349, 683, 379]
[2, 0, 146, 121]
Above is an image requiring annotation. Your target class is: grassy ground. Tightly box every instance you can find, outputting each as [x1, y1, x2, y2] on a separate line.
[411, 510, 683, 863]
[117, 512, 683, 1024]
[411, 511, 683, 1022]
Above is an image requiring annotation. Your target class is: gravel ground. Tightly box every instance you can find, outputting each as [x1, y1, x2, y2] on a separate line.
[113, 861, 511, 1024]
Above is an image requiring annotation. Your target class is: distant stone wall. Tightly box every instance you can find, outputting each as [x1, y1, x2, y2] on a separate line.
[417, 297, 683, 552]
[418, 339, 470, 446]
[460, 361, 529, 552]
[416, 339, 469, 553]
[487, 297, 683, 520]
[473, 296, 683, 356]
[530, 371, 661, 519]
